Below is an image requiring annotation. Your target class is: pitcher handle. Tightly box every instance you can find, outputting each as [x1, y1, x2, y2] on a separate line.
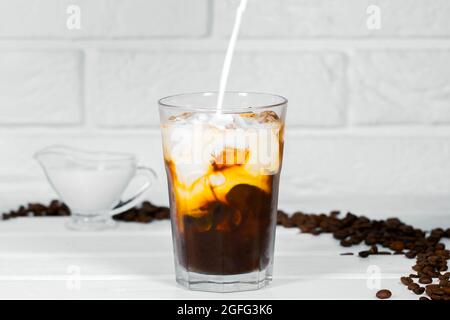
[109, 166, 157, 216]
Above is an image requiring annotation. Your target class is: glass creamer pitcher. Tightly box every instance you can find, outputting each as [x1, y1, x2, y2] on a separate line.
[35, 145, 156, 231]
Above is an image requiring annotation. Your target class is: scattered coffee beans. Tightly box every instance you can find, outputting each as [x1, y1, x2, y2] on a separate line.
[276, 209, 450, 300]
[3, 202, 449, 300]
[1, 200, 169, 223]
[2, 200, 69, 220]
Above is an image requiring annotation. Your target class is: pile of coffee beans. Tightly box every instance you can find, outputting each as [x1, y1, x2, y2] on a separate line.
[277, 209, 450, 300]
[3, 201, 449, 300]
[2, 200, 70, 219]
[112, 201, 170, 222]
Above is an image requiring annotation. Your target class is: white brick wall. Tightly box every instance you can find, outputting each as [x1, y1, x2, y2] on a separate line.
[216, 0, 450, 37]
[350, 50, 450, 124]
[93, 51, 345, 127]
[0, 0, 209, 38]
[0, 51, 82, 124]
[1, 0, 450, 213]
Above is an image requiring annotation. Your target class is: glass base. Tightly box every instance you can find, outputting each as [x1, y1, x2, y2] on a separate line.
[176, 266, 272, 293]
[66, 214, 117, 231]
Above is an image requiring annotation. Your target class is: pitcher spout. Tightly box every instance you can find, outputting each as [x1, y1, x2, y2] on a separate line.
[34, 145, 75, 168]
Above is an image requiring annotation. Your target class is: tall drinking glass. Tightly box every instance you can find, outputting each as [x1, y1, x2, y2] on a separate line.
[159, 92, 287, 292]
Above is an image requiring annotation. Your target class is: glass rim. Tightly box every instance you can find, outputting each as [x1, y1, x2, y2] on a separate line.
[158, 91, 288, 112]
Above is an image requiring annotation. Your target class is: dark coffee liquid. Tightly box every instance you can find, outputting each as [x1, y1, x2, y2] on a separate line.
[163, 115, 284, 276]
[172, 177, 279, 275]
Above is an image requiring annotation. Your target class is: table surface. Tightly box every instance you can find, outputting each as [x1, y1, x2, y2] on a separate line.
[0, 215, 448, 300]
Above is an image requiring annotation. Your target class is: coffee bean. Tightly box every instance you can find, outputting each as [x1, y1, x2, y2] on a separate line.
[408, 283, 420, 291]
[413, 287, 425, 295]
[350, 236, 362, 245]
[426, 284, 440, 290]
[359, 251, 370, 258]
[376, 289, 392, 299]
[412, 265, 422, 272]
[140, 201, 160, 213]
[329, 210, 340, 217]
[334, 230, 349, 240]
[340, 252, 354, 256]
[433, 288, 445, 295]
[439, 279, 449, 287]
[419, 276, 432, 284]
[340, 239, 352, 247]
[276, 210, 288, 225]
[445, 229, 450, 238]
[390, 241, 405, 251]
[401, 277, 413, 286]
[419, 296, 429, 300]
[135, 213, 154, 223]
[28, 203, 47, 215]
[154, 208, 170, 220]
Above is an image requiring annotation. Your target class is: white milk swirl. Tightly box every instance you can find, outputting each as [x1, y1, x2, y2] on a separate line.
[216, 0, 248, 112]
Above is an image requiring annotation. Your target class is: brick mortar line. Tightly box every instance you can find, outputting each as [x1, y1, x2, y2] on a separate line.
[1, 39, 450, 50]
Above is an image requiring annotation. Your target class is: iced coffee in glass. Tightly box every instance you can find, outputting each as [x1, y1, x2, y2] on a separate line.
[159, 92, 287, 292]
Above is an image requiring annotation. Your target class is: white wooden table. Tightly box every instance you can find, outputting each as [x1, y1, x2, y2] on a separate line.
[0, 210, 448, 300]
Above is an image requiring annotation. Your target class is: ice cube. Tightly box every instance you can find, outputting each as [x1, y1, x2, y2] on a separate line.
[257, 111, 279, 123]
[208, 113, 234, 129]
[168, 112, 194, 124]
